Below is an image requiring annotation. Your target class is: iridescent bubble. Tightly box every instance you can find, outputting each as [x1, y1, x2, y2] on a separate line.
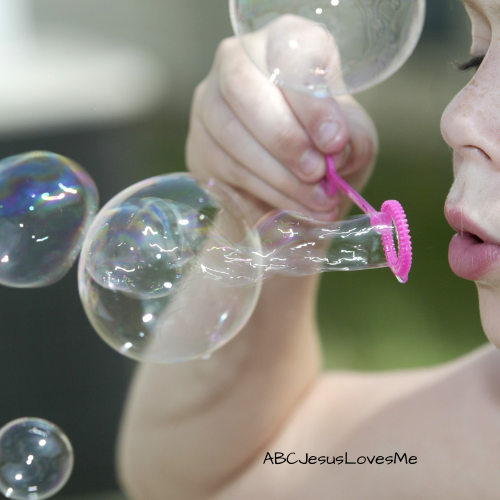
[0, 417, 73, 500]
[0, 152, 98, 288]
[86, 197, 213, 299]
[78, 173, 404, 363]
[230, 0, 425, 96]
[78, 174, 263, 363]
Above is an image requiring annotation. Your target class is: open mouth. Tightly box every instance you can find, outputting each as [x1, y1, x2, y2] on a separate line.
[444, 207, 500, 246]
[448, 230, 500, 280]
[444, 206, 500, 280]
[466, 232, 484, 244]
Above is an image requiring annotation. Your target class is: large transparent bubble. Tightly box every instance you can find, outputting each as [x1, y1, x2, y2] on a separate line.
[0, 417, 73, 500]
[78, 173, 402, 363]
[0, 152, 98, 288]
[230, 0, 426, 96]
[78, 174, 263, 363]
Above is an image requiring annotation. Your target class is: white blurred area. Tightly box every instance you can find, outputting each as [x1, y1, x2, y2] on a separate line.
[0, 0, 32, 45]
[0, 0, 184, 137]
[0, 0, 471, 143]
[30, 0, 232, 112]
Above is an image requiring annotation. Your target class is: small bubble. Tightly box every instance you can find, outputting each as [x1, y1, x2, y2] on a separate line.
[0, 418, 73, 499]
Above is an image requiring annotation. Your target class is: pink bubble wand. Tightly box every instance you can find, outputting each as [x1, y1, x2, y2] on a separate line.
[321, 154, 412, 283]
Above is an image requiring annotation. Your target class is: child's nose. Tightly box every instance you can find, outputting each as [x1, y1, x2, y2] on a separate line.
[441, 55, 500, 170]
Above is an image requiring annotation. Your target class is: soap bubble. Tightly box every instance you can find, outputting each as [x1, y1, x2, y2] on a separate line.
[201, 209, 392, 284]
[0, 152, 98, 288]
[0, 417, 73, 500]
[85, 197, 215, 299]
[230, 0, 425, 96]
[79, 173, 402, 363]
[78, 173, 263, 363]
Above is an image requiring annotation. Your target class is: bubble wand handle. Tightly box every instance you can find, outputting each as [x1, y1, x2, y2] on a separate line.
[322, 155, 377, 214]
[321, 154, 412, 283]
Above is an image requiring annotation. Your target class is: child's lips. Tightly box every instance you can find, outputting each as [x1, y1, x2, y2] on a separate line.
[445, 208, 500, 280]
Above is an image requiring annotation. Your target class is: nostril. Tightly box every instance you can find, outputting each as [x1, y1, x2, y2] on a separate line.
[465, 145, 492, 161]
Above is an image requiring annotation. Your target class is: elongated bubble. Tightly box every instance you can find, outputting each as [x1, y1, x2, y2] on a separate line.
[230, 0, 425, 96]
[79, 173, 397, 363]
[0, 152, 98, 288]
[200, 209, 391, 285]
[0, 418, 73, 500]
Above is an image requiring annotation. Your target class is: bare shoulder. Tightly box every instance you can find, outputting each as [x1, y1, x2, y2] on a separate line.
[217, 345, 500, 500]
[318, 343, 500, 426]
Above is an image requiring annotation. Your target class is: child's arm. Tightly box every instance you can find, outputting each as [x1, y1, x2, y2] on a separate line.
[117, 35, 377, 500]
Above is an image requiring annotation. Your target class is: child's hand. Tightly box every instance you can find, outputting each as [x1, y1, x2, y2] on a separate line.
[186, 35, 378, 223]
[119, 34, 379, 500]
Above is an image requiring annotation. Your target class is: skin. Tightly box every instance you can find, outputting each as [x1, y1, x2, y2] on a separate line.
[118, 1, 500, 498]
[442, 0, 500, 346]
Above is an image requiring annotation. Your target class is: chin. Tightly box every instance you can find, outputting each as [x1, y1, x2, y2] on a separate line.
[477, 283, 500, 350]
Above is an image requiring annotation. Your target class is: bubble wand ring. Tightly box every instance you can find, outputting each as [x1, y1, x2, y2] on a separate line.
[321, 154, 412, 283]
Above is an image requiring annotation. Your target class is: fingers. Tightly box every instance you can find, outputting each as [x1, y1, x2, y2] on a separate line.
[326, 95, 378, 217]
[192, 70, 339, 216]
[187, 35, 378, 222]
[281, 88, 350, 159]
[335, 95, 378, 187]
[187, 115, 340, 222]
[215, 38, 329, 184]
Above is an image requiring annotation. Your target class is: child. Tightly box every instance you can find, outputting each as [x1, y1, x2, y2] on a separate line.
[118, 1, 500, 498]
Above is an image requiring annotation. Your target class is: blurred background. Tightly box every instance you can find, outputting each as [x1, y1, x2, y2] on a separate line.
[0, 0, 483, 498]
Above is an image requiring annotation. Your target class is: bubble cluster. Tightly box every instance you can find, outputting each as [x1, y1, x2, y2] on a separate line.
[79, 174, 263, 363]
[230, 0, 425, 96]
[0, 418, 73, 500]
[79, 173, 396, 363]
[0, 152, 98, 288]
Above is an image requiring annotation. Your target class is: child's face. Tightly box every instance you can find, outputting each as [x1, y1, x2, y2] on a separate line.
[441, 0, 500, 344]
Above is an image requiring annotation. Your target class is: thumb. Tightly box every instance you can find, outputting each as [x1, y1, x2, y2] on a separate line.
[282, 89, 351, 162]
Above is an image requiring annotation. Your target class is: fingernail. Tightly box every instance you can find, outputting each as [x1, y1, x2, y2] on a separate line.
[318, 120, 341, 149]
[300, 149, 324, 176]
[312, 183, 329, 206]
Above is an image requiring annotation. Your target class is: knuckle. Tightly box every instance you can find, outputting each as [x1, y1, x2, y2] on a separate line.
[217, 43, 258, 106]
[215, 37, 239, 65]
[218, 58, 247, 104]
